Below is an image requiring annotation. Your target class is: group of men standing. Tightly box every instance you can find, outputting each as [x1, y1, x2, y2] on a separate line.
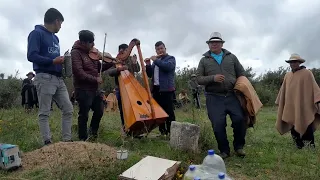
[27, 8, 320, 159]
[26, 8, 177, 144]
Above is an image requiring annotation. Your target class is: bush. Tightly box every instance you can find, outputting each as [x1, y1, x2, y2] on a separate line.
[2, 65, 319, 109]
[0, 74, 22, 109]
[254, 84, 278, 106]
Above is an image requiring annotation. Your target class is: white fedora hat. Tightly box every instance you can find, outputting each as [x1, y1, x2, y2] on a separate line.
[285, 53, 305, 63]
[206, 32, 225, 44]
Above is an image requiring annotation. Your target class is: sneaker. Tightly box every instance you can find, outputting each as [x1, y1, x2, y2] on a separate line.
[86, 135, 97, 142]
[235, 149, 246, 157]
[220, 152, 230, 159]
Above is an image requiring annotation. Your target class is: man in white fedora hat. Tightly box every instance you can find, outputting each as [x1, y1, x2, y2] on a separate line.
[276, 53, 320, 149]
[196, 32, 247, 159]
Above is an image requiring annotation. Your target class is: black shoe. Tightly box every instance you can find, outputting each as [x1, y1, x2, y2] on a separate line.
[220, 152, 230, 159]
[44, 139, 52, 145]
[86, 135, 97, 142]
[63, 140, 73, 142]
[310, 143, 316, 148]
[235, 149, 246, 157]
[295, 139, 304, 149]
[304, 140, 315, 148]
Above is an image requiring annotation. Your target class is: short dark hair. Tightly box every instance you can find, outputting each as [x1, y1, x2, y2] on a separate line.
[44, 8, 64, 24]
[155, 41, 165, 47]
[78, 30, 95, 43]
[119, 44, 129, 51]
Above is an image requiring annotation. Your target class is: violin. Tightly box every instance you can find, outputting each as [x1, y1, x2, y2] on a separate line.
[89, 47, 119, 63]
[88, 38, 141, 65]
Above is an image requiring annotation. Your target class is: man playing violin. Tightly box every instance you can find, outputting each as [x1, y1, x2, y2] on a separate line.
[107, 44, 140, 133]
[71, 30, 113, 141]
[145, 41, 176, 137]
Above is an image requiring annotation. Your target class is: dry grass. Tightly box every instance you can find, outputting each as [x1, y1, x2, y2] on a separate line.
[21, 141, 117, 171]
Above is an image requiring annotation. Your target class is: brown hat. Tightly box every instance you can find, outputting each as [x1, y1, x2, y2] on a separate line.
[285, 53, 305, 63]
[26, 72, 35, 77]
[206, 32, 225, 44]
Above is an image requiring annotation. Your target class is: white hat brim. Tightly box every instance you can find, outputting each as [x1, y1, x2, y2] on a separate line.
[285, 59, 305, 63]
[206, 39, 225, 44]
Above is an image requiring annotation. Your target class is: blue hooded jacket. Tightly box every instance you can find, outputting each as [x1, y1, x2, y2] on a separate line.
[145, 54, 176, 92]
[27, 25, 62, 76]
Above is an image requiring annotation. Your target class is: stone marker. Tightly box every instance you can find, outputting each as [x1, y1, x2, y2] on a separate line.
[169, 121, 200, 152]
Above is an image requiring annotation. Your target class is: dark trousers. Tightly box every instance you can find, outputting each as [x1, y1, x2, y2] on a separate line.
[291, 123, 315, 148]
[192, 92, 200, 109]
[75, 89, 104, 140]
[152, 86, 176, 135]
[206, 93, 246, 154]
[22, 87, 38, 109]
[115, 88, 125, 129]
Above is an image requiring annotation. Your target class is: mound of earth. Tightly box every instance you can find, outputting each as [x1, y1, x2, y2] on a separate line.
[21, 141, 117, 171]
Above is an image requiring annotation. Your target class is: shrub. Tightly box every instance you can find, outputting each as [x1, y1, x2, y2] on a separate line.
[0, 72, 22, 109]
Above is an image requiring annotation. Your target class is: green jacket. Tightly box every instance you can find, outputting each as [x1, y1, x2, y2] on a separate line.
[107, 56, 140, 86]
[188, 79, 200, 93]
[196, 49, 245, 95]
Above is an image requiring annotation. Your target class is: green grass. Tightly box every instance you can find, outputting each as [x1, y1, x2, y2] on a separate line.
[0, 105, 320, 180]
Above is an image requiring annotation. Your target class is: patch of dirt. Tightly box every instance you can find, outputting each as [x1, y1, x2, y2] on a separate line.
[20, 141, 117, 171]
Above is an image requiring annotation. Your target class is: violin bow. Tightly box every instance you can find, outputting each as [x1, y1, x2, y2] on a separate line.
[100, 33, 107, 77]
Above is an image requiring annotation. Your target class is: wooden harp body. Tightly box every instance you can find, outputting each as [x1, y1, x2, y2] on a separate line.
[115, 39, 168, 136]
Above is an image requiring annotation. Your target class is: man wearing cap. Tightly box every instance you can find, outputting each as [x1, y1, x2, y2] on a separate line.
[21, 72, 38, 111]
[276, 53, 320, 149]
[188, 74, 201, 109]
[196, 32, 246, 158]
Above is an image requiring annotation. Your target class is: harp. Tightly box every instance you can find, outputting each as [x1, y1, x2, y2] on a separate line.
[106, 39, 168, 136]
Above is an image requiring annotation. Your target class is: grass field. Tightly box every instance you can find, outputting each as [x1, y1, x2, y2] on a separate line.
[0, 104, 319, 180]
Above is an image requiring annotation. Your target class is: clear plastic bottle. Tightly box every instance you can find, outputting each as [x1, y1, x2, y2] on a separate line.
[202, 150, 226, 173]
[184, 165, 199, 180]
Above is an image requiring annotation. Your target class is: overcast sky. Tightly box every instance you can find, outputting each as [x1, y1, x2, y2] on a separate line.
[1, 0, 320, 79]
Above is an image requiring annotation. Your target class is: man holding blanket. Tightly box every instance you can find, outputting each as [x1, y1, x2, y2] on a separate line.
[196, 32, 247, 159]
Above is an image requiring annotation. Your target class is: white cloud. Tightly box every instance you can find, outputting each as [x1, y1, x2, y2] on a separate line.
[0, 0, 319, 79]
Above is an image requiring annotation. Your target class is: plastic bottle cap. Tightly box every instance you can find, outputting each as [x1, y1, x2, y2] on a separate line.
[189, 165, 196, 171]
[208, 149, 215, 155]
[194, 177, 201, 180]
[218, 172, 225, 179]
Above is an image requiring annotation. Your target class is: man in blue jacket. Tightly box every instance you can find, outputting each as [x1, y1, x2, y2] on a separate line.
[145, 41, 176, 136]
[27, 8, 73, 145]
